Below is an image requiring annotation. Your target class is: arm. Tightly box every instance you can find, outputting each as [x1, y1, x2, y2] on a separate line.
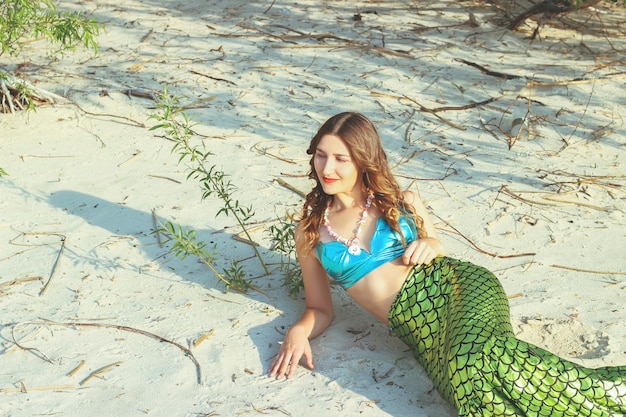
[269, 224, 334, 380]
[402, 190, 446, 265]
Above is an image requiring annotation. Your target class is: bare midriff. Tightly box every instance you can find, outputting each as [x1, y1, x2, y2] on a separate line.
[346, 256, 414, 324]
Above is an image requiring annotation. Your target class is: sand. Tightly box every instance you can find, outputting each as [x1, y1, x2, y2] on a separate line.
[1, 1, 625, 416]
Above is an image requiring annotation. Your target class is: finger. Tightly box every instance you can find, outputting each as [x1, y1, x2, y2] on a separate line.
[278, 353, 294, 379]
[418, 247, 434, 265]
[409, 245, 425, 265]
[271, 350, 291, 379]
[416, 246, 429, 264]
[268, 353, 285, 377]
[402, 250, 410, 265]
[286, 362, 297, 378]
[286, 352, 304, 378]
[403, 242, 418, 265]
[303, 348, 315, 370]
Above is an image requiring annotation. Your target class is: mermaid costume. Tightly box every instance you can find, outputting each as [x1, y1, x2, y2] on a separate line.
[316, 216, 626, 416]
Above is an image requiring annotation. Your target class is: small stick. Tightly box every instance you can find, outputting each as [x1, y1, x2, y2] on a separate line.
[263, 0, 276, 14]
[551, 265, 626, 275]
[121, 88, 157, 101]
[275, 178, 306, 197]
[542, 195, 607, 211]
[79, 362, 123, 386]
[564, 80, 594, 148]
[38, 319, 203, 384]
[395, 166, 457, 182]
[152, 209, 163, 248]
[39, 236, 66, 296]
[0, 78, 16, 114]
[384, 91, 459, 124]
[0, 385, 74, 393]
[193, 329, 215, 348]
[4, 325, 45, 355]
[269, 40, 411, 58]
[190, 70, 237, 86]
[266, 24, 307, 36]
[431, 210, 536, 259]
[118, 151, 142, 167]
[9, 229, 65, 246]
[279, 172, 308, 178]
[0, 276, 44, 289]
[140, 29, 154, 43]
[67, 360, 86, 377]
[11, 325, 54, 363]
[527, 73, 626, 87]
[21, 155, 77, 160]
[148, 174, 182, 184]
[501, 185, 610, 211]
[455, 58, 521, 80]
[70, 101, 146, 127]
[0, 247, 36, 261]
[233, 235, 259, 246]
[181, 96, 217, 110]
[253, 141, 297, 164]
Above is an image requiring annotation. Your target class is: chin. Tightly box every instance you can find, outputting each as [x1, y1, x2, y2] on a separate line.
[320, 185, 336, 195]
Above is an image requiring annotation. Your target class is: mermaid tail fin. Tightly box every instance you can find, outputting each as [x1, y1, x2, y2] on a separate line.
[466, 334, 626, 417]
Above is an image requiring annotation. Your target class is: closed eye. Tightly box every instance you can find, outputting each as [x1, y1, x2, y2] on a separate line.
[315, 149, 350, 163]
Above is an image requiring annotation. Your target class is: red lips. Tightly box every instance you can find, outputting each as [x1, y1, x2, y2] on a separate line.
[322, 177, 339, 184]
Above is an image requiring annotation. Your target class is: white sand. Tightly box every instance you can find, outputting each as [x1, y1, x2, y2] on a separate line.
[1, 1, 625, 416]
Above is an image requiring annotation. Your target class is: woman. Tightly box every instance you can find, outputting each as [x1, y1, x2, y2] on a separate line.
[268, 112, 625, 416]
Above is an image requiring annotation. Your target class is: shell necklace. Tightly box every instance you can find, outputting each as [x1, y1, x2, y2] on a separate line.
[323, 190, 373, 256]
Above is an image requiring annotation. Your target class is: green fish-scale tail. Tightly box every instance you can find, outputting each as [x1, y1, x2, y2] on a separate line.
[388, 257, 626, 417]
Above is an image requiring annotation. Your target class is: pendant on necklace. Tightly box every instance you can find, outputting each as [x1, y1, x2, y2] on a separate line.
[323, 190, 373, 257]
[348, 245, 361, 256]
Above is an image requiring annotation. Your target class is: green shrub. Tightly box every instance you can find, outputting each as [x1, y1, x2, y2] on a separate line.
[0, 0, 101, 114]
[0, 0, 100, 57]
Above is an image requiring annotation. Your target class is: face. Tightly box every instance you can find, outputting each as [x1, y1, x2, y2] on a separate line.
[313, 134, 362, 195]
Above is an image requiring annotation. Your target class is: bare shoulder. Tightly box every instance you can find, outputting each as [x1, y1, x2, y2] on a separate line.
[294, 222, 308, 252]
[402, 189, 417, 202]
[402, 190, 424, 209]
[294, 221, 319, 264]
[294, 221, 305, 238]
[402, 189, 440, 239]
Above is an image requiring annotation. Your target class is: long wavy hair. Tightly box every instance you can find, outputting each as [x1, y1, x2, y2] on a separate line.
[298, 112, 426, 254]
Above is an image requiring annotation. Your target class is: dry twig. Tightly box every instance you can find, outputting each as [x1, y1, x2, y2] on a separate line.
[39, 236, 66, 296]
[0, 276, 44, 290]
[551, 265, 626, 275]
[498, 185, 610, 212]
[526, 73, 626, 87]
[79, 362, 123, 386]
[371, 90, 499, 130]
[193, 329, 215, 348]
[13, 319, 203, 384]
[0, 384, 74, 393]
[67, 360, 86, 377]
[274, 178, 306, 197]
[152, 208, 163, 247]
[431, 210, 536, 259]
[253, 141, 297, 164]
[11, 324, 54, 364]
[455, 58, 521, 80]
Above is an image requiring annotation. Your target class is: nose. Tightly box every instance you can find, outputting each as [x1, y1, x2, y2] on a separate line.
[321, 158, 335, 176]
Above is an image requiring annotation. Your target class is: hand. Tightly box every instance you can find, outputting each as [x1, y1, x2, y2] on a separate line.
[402, 237, 444, 266]
[268, 325, 314, 380]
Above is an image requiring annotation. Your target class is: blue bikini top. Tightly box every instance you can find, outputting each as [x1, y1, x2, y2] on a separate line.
[315, 215, 418, 289]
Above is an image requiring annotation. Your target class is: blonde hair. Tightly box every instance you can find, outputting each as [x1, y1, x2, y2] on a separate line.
[298, 112, 425, 254]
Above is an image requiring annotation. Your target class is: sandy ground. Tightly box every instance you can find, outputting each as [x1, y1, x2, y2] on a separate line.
[1, 1, 625, 416]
